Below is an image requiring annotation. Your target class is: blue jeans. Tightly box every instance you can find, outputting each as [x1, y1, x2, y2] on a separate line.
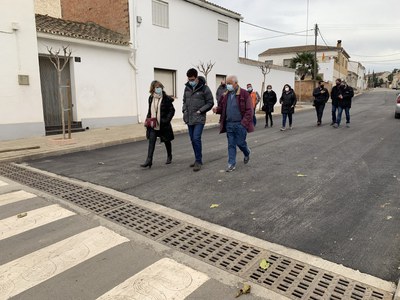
[226, 122, 250, 166]
[188, 124, 204, 164]
[253, 109, 257, 126]
[337, 107, 350, 126]
[331, 104, 338, 123]
[282, 113, 293, 128]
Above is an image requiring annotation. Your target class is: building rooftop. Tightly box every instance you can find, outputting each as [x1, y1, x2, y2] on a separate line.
[259, 45, 350, 58]
[187, 0, 242, 20]
[35, 14, 129, 46]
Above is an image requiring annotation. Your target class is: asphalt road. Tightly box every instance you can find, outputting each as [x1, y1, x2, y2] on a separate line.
[29, 89, 400, 283]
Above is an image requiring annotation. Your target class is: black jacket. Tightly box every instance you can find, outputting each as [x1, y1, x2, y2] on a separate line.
[146, 92, 175, 142]
[262, 90, 277, 113]
[338, 85, 354, 108]
[313, 87, 329, 105]
[331, 85, 341, 106]
[280, 90, 297, 114]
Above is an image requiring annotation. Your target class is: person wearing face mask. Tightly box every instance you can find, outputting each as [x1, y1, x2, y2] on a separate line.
[262, 85, 277, 128]
[213, 75, 254, 172]
[330, 78, 342, 125]
[141, 80, 175, 168]
[246, 83, 261, 126]
[312, 81, 330, 126]
[279, 84, 297, 131]
[334, 81, 354, 128]
[216, 80, 227, 104]
[182, 68, 214, 171]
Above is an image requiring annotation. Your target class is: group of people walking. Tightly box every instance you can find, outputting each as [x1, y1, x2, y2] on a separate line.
[141, 68, 354, 172]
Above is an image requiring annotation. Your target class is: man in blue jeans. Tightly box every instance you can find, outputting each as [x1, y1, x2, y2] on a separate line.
[333, 81, 354, 128]
[213, 75, 254, 172]
[182, 68, 214, 171]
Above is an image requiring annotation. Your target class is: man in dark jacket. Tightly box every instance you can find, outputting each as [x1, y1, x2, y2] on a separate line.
[183, 68, 214, 171]
[216, 80, 227, 104]
[330, 78, 342, 125]
[334, 81, 354, 128]
[213, 75, 254, 172]
[312, 81, 330, 126]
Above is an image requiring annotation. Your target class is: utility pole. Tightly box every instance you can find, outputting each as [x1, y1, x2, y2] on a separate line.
[244, 41, 249, 58]
[314, 23, 318, 87]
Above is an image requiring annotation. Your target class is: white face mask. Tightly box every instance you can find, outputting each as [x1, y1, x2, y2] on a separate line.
[285, 87, 290, 92]
[267, 88, 272, 92]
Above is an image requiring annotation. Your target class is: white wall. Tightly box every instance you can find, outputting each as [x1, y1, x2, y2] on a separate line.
[37, 36, 137, 129]
[0, 0, 45, 140]
[135, 0, 241, 120]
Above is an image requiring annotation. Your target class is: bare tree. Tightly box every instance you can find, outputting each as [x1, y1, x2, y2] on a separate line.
[258, 64, 271, 109]
[47, 46, 72, 139]
[195, 60, 216, 82]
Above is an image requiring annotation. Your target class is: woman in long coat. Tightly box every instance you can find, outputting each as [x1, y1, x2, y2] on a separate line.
[262, 84, 277, 128]
[279, 84, 297, 131]
[140, 80, 175, 168]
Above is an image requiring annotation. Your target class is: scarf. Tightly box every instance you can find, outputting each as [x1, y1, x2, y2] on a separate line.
[151, 93, 162, 130]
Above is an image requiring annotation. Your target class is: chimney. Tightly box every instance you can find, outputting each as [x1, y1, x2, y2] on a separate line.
[337, 40, 342, 48]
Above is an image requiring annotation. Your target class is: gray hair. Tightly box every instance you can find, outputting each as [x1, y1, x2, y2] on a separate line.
[226, 75, 238, 83]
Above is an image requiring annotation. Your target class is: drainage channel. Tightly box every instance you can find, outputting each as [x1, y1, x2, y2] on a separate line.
[0, 162, 394, 300]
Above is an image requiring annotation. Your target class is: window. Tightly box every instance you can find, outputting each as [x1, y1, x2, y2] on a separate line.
[264, 60, 273, 65]
[154, 68, 176, 97]
[152, 0, 168, 28]
[283, 59, 292, 67]
[218, 20, 228, 41]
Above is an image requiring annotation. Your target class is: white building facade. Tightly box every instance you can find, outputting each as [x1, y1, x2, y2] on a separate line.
[0, 0, 45, 140]
[0, 0, 295, 141]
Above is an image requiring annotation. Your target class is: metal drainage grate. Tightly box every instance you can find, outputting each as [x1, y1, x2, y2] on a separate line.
[59, 188, 125, 214]
[0, 163, 395, 300]
[245, 251, 392, 300]
[103, 204, 182, 239]
[161, 225, 262, 275]
[0, 163, 26, 175]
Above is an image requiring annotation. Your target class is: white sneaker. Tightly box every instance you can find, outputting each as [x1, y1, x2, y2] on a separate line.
[280, 127, 286, 131]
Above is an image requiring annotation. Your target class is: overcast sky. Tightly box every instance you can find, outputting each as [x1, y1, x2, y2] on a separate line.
[209, 0, 400, 73]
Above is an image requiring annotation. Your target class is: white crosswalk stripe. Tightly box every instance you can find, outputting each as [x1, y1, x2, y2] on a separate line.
[0, 190, 36, 207]
[0, 180, 8, 187]
[97, 258, 209, 300]
[0, 226, 129, 300]
[0, 188, 211, 300]
[0, 204, 75, 241]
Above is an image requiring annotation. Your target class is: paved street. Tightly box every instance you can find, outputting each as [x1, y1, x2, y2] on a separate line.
[26, 89, 400, 284]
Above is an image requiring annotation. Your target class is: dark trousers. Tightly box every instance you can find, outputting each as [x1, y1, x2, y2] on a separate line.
[282, 113, 293, 127]
[331, 104, 338, 123]
[253, 109, 257, 126]
[265, 112, 273, 126]
[145, 129, 171, 162]
[315, 103, 325, 123]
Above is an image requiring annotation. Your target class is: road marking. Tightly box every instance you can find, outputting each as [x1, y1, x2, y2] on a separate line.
[0, 226, 129, 300]
[0, 204, 76, 241]
[97, 258, 209, 300]
[0, 180, 8, 187]
[0, 190, 36, 207]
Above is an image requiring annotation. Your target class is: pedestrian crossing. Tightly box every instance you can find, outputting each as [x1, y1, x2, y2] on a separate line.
[0, 182, 211, 300]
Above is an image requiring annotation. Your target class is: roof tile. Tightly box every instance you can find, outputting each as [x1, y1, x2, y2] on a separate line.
[35, 14, 129, 46]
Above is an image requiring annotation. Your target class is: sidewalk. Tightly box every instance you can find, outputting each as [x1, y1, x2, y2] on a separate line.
[0, 104, 313, 163]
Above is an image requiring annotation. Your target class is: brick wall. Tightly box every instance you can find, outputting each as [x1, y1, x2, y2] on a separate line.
[61, 0, 129, 37]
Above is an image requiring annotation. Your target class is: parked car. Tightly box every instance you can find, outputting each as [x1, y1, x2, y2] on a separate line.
[395, 93, 400, 119]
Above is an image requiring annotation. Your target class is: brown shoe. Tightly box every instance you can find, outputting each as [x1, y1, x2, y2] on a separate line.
[193, 162, 202, 172]
[189, 162, 195, 168]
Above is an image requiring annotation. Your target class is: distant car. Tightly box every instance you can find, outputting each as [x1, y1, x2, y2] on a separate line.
[396, 93, 400, 119]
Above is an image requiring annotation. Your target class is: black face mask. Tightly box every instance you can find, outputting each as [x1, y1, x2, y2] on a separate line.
[336, 82, 340, 86]
[320, 85, 324, 89]
[221, 84, 226, 87]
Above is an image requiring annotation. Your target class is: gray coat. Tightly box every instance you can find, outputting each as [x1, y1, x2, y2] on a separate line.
[182, 78, 214, 125]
